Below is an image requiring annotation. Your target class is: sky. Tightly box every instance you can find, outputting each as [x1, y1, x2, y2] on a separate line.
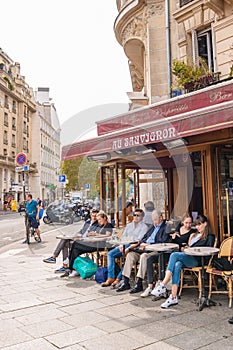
[0, 0, 132, 126]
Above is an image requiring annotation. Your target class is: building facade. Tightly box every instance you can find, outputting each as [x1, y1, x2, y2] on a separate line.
[62, 1, 233, 244]
[0, 49, 61, 208]
[32, 88, 61, 202]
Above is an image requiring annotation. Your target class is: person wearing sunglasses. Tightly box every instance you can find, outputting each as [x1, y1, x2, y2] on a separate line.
[151, 214, 215, 308]
[116, 209, 170, 292]
[101, 208, 148, 287]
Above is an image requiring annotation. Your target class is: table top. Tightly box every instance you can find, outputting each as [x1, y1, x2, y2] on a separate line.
[108, 238, 138, 246]
[184, 247, 219, 256]
[80, 236, 109, 242]
[145, 243, 179, 252]
[56, 234, 81, 240]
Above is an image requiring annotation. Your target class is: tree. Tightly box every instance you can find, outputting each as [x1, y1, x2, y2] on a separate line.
[62, 158, 100, 198]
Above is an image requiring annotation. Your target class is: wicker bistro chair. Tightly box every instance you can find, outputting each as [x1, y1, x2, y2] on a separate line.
[178, 237, 217, 299]
[207, 236, 233, 308]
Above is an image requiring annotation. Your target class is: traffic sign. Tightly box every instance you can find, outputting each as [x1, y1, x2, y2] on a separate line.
[15, 165, 30, 172]
[85, 183, 90, 190]
[16, 153, 27, 166]
[59, 174, 66, 182]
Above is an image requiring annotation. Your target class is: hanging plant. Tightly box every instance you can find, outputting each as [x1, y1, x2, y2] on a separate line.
[172, 58, 215, 93]
[228, 64, 233, 78]
[4, 76, 14, 91]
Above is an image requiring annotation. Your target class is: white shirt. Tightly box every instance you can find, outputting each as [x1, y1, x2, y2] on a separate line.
[122, 220, 148, 241]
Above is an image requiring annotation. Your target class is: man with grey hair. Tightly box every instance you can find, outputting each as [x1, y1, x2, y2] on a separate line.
[116, 209, 170, 292]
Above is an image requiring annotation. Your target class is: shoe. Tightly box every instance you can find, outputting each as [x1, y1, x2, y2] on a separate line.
[101, 278, 115, 287]
[37, 238, 42, 243]
[43, 257, 56, 264]
[69, 270, 79, 278]
[141, 287, 153, 298]
[129, 284, 143, 294]
[22, 239, 29, 244]
[151, 282, 167, 298]
[161, 294, 178, 308]
[55, 267, 70, 274]
[111, 279, 122, 289]
[60, 270, 70, 278]
[228, 317, 233, 324]
[116, 282, 130, 292]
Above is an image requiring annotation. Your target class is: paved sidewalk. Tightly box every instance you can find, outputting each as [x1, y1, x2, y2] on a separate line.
[0, 228, 233, 349]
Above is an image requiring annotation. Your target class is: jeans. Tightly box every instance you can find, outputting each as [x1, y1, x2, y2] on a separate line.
[54, 239, 71, 261]
[107, 247, 123, 279]
[167, 252, 198, 286]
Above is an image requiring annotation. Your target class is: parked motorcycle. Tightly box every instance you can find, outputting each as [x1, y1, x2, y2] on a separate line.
[43, 200, 74, 225]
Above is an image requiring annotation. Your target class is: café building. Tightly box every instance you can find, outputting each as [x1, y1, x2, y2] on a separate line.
[62, 79, 233, 244]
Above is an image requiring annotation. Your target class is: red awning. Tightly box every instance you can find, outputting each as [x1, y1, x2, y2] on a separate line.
[62, 99, 233, 160]
[96, 80, 233, 136]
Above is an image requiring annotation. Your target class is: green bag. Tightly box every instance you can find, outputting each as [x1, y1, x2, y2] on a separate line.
[73, 256, 98, 279]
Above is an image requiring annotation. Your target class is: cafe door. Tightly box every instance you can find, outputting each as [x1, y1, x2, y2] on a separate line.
[216, 145, 233, 242]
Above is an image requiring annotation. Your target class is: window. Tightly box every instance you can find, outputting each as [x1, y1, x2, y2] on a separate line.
[192, 29, 214, 72]
[12, 100, 16, 113]
[4, 113, 8, 127]
[3, 131, 8, 145]
[23, 121, 27, 133]
[23, 137, 27, 150]
[12, 117, 16, 130]
[12, 134, 16, 147]
[180, 0, 194, 6]
[3, 148, 7, 156]
[4, 95, 9, 109]
[11, 151, 15, 158]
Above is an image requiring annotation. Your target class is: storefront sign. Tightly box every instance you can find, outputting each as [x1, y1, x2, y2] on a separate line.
[112, 127, 176, 150]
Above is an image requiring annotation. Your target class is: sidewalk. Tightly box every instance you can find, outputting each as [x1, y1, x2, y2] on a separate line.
[0, 228, 233, 349]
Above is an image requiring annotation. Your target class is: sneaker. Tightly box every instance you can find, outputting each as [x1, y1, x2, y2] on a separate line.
[161, 294, 178, 308]
[55, 267, 70, 274]
[141, 287, 153, 298]
[69, 270, 79, 278]
[43, 257, 56, 264]
[151, 282, 167, 298]
[22, 239, 29, 244]
[37, 238, 42, 243]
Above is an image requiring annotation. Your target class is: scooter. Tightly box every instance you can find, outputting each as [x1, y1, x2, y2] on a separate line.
[43, 200, 74, 225]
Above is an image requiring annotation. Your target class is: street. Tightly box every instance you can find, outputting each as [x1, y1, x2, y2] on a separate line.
[0, 212, 82, 249]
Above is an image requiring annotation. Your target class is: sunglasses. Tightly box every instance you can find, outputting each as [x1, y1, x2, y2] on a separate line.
[133, 213, 142, 217]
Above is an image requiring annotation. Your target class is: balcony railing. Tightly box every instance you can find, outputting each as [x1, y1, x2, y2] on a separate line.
[180, 0, 194, 6]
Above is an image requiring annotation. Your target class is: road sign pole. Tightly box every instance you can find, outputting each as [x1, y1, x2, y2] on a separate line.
[22, 172, 26, 201]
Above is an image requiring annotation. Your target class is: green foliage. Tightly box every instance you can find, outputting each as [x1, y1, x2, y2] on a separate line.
[172, 58, 212, 91]
[4, 76, 14, 91]
[62, 157, 100, 198]
[229, 64, 233, 78]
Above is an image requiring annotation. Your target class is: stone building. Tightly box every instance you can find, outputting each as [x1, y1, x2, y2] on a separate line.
[32, 88, 61, 202]
[62, 1, 233, 242]
[0, 49, 61, 208]
[115, 0, 233, 108]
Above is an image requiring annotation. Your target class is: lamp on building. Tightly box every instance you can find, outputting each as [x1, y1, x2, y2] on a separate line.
[114, 148, 131, 156]
[135, 145, 157, 155]
[163, 138, 188, 149]
[87, 153, 111, 162]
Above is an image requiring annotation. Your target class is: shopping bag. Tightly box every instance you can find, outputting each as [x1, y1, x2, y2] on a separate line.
[95, 267, 108, 284]
[73, 256, 98, 279]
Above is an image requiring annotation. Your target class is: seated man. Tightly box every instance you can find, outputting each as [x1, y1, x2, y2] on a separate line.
[101, 208, 148, 287]
[116, 210, 170, 293]
[43, 208, 99, 273]
[62, 211, 113, 277]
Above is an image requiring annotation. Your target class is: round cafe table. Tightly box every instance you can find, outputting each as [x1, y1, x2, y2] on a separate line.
[184, 246, 219, 311]
[145, 243, 179, 280]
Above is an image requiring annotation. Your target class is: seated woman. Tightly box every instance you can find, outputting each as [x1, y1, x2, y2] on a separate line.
[151, 214, 215, 308]
[62, 211, 113, 277]
[140, 213, 195, 298]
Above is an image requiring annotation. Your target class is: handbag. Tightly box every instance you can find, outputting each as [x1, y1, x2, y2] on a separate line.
[212, 256, 233, 271]
[95, 267, 108, 284]
[73, 256, 98, 279]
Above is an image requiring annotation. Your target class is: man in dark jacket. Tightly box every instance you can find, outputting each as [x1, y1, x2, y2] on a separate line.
[116, 209, 170, 292]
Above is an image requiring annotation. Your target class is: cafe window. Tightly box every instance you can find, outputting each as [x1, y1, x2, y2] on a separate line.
[192, 29, 214, 72]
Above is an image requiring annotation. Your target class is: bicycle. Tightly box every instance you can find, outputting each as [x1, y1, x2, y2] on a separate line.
[23, 213, 39, 244]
